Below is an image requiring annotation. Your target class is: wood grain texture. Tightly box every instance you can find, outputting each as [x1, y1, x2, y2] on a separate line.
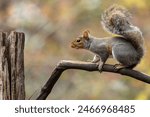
[0, 31, 25, 100]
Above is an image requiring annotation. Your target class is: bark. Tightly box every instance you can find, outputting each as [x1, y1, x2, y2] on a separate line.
[0, 31, 25, 100]
[36, 60, 150, 100]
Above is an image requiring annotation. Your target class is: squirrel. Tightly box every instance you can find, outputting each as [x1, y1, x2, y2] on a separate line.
[71, 4, 144, 72]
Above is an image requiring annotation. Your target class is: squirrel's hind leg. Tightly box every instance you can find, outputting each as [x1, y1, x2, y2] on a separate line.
[112, 44, 139, 69]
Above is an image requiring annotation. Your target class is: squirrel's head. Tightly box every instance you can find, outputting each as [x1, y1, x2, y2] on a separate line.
[71, 30, 90, 49]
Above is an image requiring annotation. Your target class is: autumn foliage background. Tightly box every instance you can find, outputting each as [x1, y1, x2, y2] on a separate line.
[1, 0, 150, 99]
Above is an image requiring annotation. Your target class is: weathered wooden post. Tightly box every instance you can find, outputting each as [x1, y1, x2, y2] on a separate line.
[0, 31, 25, 100]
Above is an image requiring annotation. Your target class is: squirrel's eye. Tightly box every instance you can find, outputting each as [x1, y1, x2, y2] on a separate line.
[77, 39, 80, 42]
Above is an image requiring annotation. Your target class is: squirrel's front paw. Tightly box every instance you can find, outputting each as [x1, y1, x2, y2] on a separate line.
[97, 62, 104, 73]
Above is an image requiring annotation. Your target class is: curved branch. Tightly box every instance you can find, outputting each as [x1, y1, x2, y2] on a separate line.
[36, 60, 150, 100]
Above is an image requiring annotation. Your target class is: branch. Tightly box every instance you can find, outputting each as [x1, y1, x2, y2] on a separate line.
[36, 60, 150, 100]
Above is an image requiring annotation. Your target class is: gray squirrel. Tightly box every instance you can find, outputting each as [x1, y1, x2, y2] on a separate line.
[71, 4, 144, 71]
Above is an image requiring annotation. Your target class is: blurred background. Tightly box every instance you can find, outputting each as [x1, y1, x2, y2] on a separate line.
[1, 0, 150, 99]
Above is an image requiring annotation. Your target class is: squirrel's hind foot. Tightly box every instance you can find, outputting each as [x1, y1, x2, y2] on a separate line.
[113, 64, 125, 72]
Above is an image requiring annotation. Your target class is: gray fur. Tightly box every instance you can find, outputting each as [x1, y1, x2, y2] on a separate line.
[85, 36, 143, 68]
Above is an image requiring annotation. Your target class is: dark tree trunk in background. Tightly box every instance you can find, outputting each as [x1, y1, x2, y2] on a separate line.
[0, 31, 25, 100]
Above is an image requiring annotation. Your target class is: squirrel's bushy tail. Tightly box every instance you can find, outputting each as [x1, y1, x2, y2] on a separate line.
[101, 4, 132, 35]
[101, 4, 144, 59]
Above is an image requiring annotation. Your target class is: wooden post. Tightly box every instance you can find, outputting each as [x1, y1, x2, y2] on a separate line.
[0, 31, 25, 100]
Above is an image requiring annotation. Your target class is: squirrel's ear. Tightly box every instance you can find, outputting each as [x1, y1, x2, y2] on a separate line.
[83, 30, 90, 39]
